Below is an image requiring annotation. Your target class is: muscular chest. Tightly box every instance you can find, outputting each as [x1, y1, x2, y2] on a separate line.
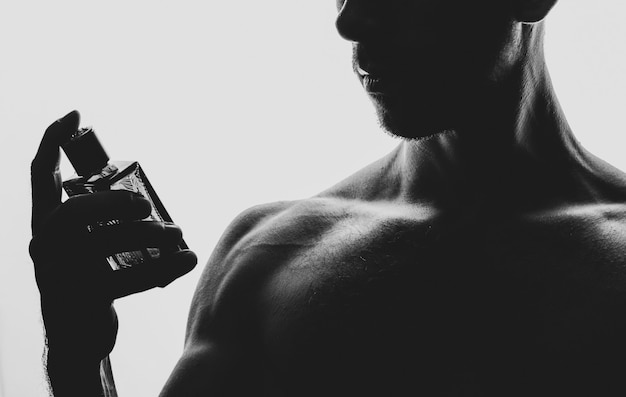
[265, 216, 626, 325]
[257, 211, 626, 393]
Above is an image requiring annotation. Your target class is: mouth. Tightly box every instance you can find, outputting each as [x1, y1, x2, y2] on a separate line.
[356, 64, 390, 96]
[354, 43, 416, 97]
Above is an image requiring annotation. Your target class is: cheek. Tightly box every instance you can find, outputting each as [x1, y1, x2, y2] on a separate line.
[424, 18, 515, 77]
[395, 0, 512, 42]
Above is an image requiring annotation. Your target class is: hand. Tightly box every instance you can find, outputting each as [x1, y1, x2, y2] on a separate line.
[29, 110, 197, 367]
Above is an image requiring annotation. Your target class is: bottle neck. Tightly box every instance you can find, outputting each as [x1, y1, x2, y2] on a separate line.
[84, 162, 118, 183]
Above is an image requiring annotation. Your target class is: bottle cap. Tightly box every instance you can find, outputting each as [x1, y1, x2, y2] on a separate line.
[61, 127, 110, 176]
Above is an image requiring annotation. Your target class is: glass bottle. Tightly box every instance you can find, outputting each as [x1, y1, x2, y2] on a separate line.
[61, 127, 187, 270]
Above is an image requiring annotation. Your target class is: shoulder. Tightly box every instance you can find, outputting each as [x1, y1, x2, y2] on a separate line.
[204, 197, 357, 264]
[186, 196, 437, 331]
[501, 202, 626, 273]
[184, 198, 354, 335]
[521, 202, 626, 232]
[162, 201, 309, 395]
[214, 201, 295, 247]
[186, 201, 293, 312]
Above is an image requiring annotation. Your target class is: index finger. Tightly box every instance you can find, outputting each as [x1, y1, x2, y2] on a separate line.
[31, 110, 81, 235]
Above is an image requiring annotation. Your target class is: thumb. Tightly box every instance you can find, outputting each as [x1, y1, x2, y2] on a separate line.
[31, 110, 81, 235]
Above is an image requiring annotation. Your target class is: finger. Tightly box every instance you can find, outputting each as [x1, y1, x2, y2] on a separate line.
[29, 220, 181, 263]
[31, 110, 81, 235]
[84, 221, 183, 257]
[40, 190, 152, 235]
[109, 250, 197, 299]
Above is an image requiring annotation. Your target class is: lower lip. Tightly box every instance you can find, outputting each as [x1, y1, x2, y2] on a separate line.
[361, 75, 391, 95]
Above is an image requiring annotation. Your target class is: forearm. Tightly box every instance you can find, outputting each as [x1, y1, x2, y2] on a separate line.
[41, 298, 119, 396]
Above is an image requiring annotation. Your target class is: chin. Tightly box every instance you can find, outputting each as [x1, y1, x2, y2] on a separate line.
[372, 95, 454, 140]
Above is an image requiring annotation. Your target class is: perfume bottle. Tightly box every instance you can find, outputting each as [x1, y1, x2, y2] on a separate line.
[61, 127, 187, 270]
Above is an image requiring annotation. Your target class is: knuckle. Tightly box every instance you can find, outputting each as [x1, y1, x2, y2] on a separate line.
[157, 278, 174, 288]
[28, 237, 40, 260]
[163, 223, 183, 240]
[29, 233, 62, 263]
[62, 193, 88, 210]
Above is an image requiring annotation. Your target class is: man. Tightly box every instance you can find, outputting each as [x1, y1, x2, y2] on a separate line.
[30, 0, 626, 395]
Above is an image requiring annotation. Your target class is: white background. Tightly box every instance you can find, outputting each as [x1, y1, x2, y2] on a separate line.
[0, 1, 624, 396]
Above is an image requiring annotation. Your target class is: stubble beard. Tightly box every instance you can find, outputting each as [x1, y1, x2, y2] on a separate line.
[370, 92, 457, 141]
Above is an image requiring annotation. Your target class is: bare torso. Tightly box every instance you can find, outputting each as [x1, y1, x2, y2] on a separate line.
[161, 166, 626, 396]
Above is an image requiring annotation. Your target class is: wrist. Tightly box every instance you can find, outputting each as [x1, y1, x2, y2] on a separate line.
[46, 349, 104, 396]
[41, 300, 118, 363]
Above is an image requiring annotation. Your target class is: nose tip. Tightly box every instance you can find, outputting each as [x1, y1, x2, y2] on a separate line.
[335, 1, 380, 43]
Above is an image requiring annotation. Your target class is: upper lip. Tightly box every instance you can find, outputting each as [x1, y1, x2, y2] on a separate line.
[357, 65, 370, 77]
[356, 61, 389, 78]
[355, 49, 399, 78]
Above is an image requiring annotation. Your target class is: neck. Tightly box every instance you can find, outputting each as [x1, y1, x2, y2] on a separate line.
[390, 25, 616, 212]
